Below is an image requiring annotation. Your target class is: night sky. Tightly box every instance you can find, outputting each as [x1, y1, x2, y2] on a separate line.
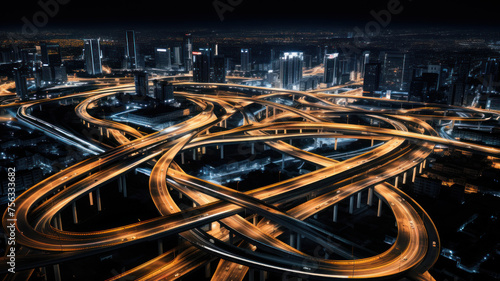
[2, 0, 500, 31]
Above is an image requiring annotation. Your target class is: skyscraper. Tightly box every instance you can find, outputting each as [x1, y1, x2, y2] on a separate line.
[279, 52, 303, 90]
[13, 66, 29, 101]
[153, 80, 174, 104]
[183, 34, 193, 72]
[193, 50, 211, 83]
[241, 49, 251, 72]
[379, 52, 411, 92]
[155, 48, 171, 69]
[39, 43, 62, 67]
[126, 30, 137, 69]
[213, 55, 226, 83]
[324, 53, 339, 87]
[84, 39, 102, 75]
[363, 63, 381, 96]
[134, 71, 149, 97]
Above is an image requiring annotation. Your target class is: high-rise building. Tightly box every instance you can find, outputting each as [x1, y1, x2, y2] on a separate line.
[84, 39, 102, 75]
[363, 63, 381, 96]
[153, 80, 174, 104]
[379, 52, 411, 92]
[324, 53, 339, 87]
[13, 66, 29, 101]
[409, 73, 439, 102]
[183, 34, 193, 72]
[279, 52, 303, 90]
[155, 48, 171, 69]
[213, 55, 226, 83]
[134, 71, 149, 97]
[39, 43, 62, 66]
[193, 50, 211, 83]
[126, 30, 137, 69]
[241, 49, 251, 72]
[172, 46, 182, 67]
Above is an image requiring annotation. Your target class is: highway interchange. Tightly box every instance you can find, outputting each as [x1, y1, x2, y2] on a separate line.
[2, 78, 500, 281]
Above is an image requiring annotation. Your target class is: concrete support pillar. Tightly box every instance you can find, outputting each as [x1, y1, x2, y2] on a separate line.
[423, 159, 427, 169]
[296, 235, 301, 251]
[260, 270, 267, 281]
[367, 187, 374, 206]
[193, 149, 196, 160]
[179, 192, 183, 199]
[289, 233, 295, 248]
[53, 264, 62, 281]
[253, 215, 258, 225]
[122, 176, 127, 198]
[229, 231, 233, 245]
[419, 163, 423, 174]
[249, 269, 255, 281]
[282, 153, 285, 169]
[314, 213, 318, 219]
[40, 267, 48, 281]
[251, 143, 255, 155]
[205, 262, 211, 278]
[349, 196, 354, 214]
[403, 172, 407, 184]
[334, 138, 338, 150]
[202, 146, 206, 155]
[96, 188, 102, 212]
[106, 129, 110, 138]
[357, 192, 362, 208]
[158, 239, 163, 255]
[57, 213, 62, 231]
[395, 176, 399, 189]
[89, 192, 94, 206]
[333, 204, 338, 222]
[273, 107, 276, 118]
[72, 201, 78, 224]
[181, 152, 185, 164]
[118, 176, 123, 193]
[221, 145, 224, 159]
[377, 198, 383, 217]
[265, 106, 268, 119]
[412, 167, 417, 182]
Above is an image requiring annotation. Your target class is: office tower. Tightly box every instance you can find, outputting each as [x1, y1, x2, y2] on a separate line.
[379, 52, 411, 92]
[155, 48, 171, 69]
[172, 46, 182, 67]
[241, 48, 251, 72]
[409, 73, 439, 102]
[361, 51, 370, 78]
[153, 80, 174, 104]
[13, 66, 29, 101]
[134, 71, 149, 97]
[363, 63, 381, 96]
[213, 55, 226, 83]
[183, 33, 193, 71]
[324, 53, 339, 87]
[53, 66, 67, 82]
[39, 43, 62, 66]
[84, 39, 102, 75]
[126, 30, 137, 69]
[279, 52, 303, 90]
[193, 51, 211, 83]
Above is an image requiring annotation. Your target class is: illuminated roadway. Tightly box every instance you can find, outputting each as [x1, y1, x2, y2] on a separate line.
[2, 80, 500, 280]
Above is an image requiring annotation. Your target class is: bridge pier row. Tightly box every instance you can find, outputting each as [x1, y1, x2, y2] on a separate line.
[349, 196, 354, 214]
[367, 187, 374, 206]
[158, 239, 163, 255]
[53, 264, 62, 281]
[96, 188, 102, 212]
[72, 201, 78, 224]
[377, 198, 383, 217]
[357, 192, 362, 208]
[333, 204, 338, 222]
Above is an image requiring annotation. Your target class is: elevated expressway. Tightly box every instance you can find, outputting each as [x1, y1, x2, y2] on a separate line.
[2, 81, 500, 281]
